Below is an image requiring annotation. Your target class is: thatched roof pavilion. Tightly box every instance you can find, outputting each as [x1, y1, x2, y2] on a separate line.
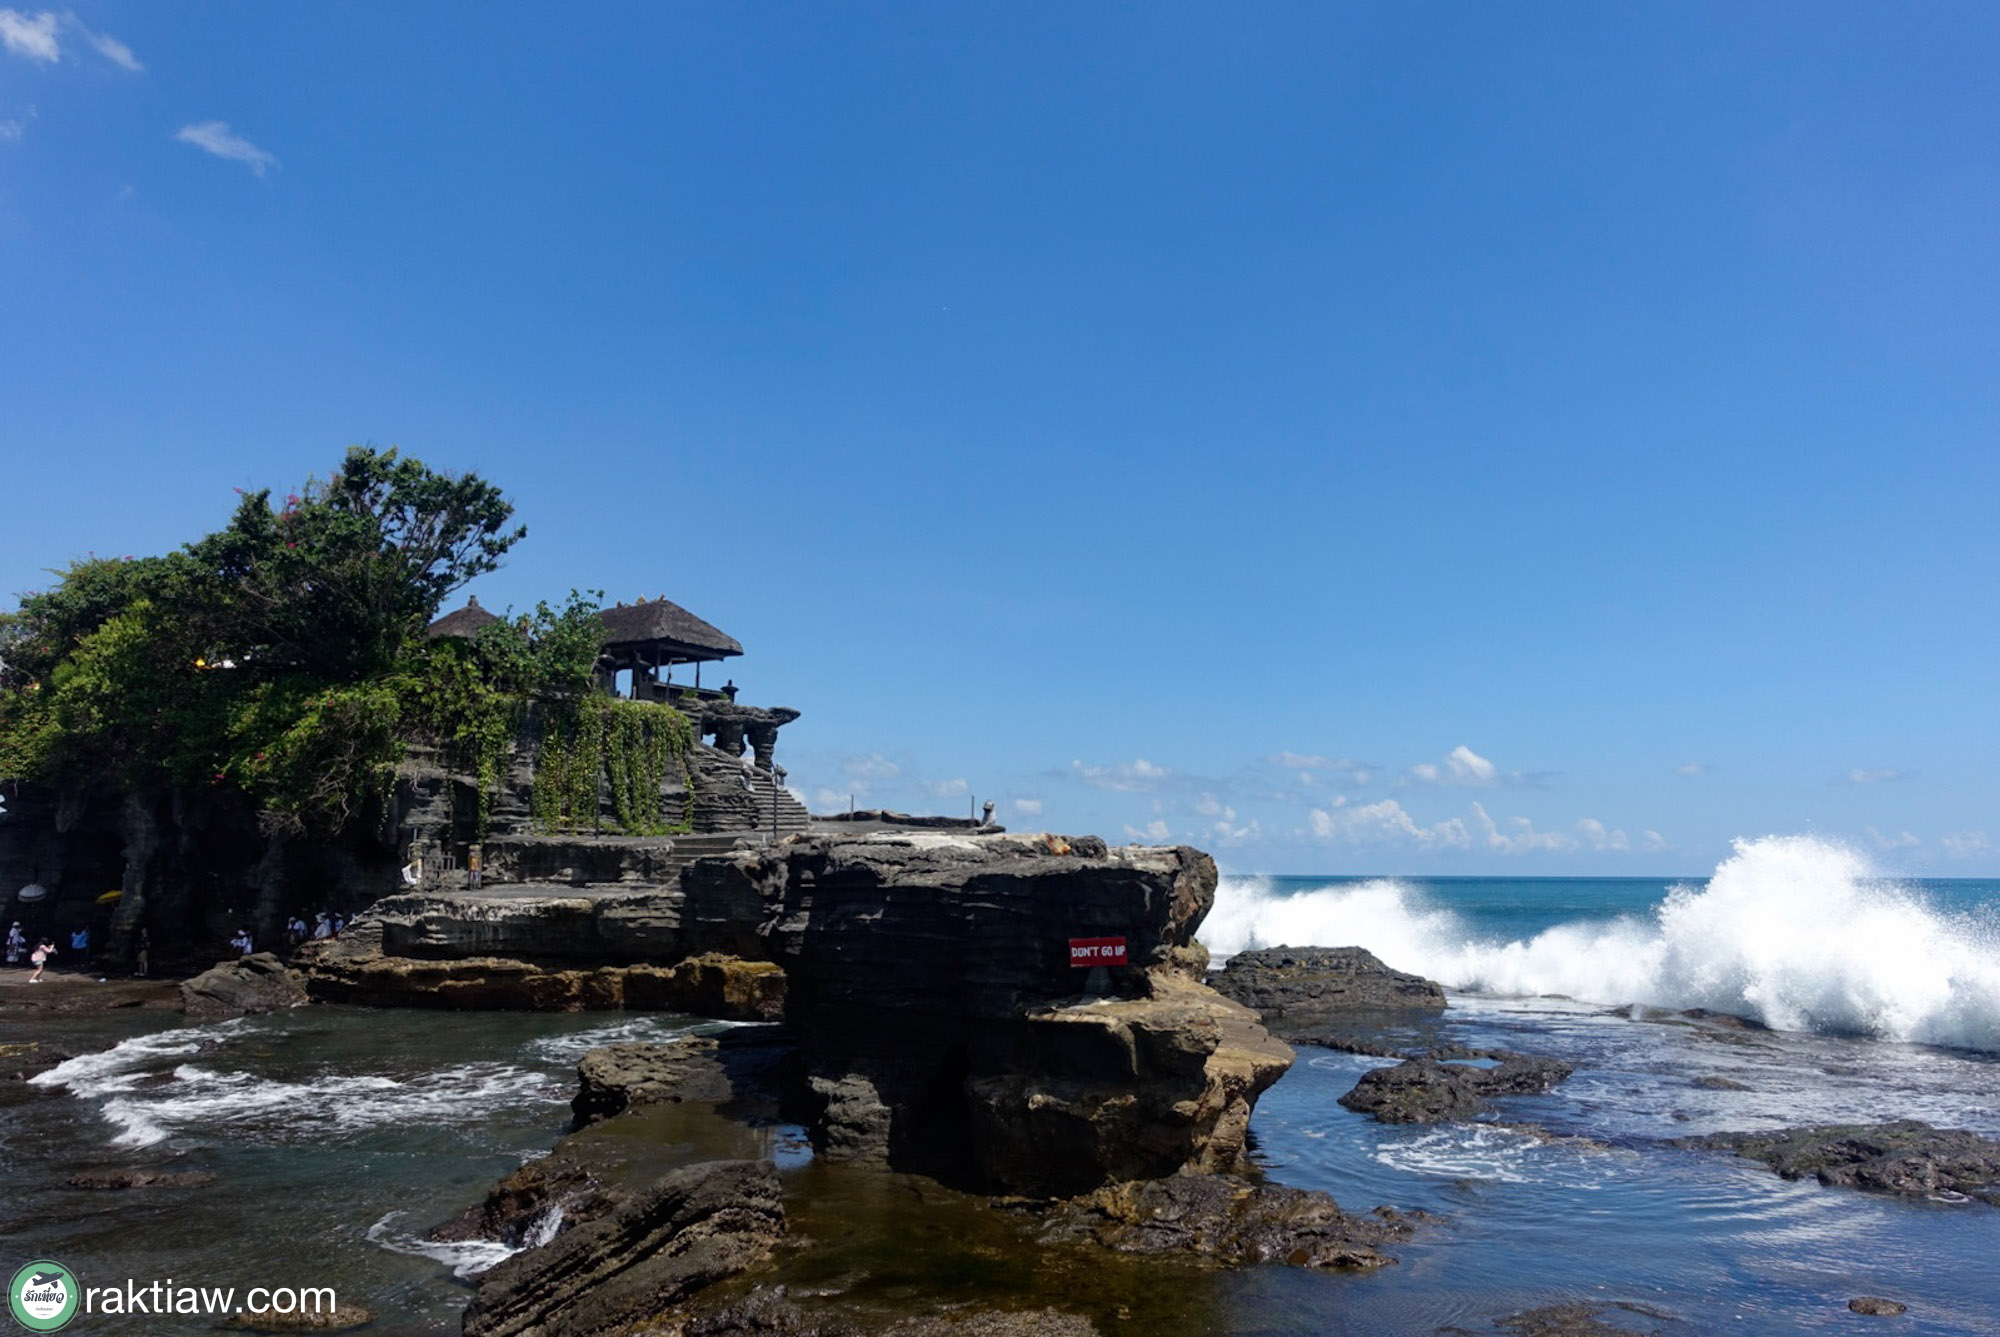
[596, 596, 742, 701]
[425, 594, 502, 640]
[597, 597, 743, 664]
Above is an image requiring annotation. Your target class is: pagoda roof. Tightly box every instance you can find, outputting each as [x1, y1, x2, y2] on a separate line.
[597, 596, 743, 661]
[426, 595, 503, 640]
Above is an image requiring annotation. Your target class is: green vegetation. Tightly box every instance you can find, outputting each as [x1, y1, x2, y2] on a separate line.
[531, 696, 695, 837]
[0, 447, 633, 838]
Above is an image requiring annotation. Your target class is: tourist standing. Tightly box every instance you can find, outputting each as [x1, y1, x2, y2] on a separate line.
[135, 927, 150, 978]
[70, 925, 89, 966]
[4, 922, 24, 965]
[228, 926, 253, 958]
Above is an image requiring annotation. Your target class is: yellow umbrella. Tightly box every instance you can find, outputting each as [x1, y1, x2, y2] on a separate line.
[95, 890, 123, 904]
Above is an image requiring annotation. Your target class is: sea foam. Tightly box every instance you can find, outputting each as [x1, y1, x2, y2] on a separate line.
[1206, 835, 2000, 1052]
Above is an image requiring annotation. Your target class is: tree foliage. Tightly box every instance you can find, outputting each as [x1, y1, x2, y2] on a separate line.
[0, 447, 585, 836]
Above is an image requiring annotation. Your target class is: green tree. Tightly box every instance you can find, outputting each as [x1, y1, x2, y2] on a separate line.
[0, 447, 530, 833]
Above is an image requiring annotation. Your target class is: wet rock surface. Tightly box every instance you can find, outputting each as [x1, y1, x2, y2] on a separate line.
[685, 1290, 1100, 1336]
[1673, 1120, 2000, 1204]
[463, 1159, 785, 1337]
[1033, 1170, 1421, 1270]
[1208, 946, 1446, 1036]
[219, 1306, 375, 1332]
[570, 1027, 789, 1127]
[432, 1152, 606, 1250]
[0, 1039, 73, 1079]
[179, 952, 308, 1018]
[1338, 1048, 1574, 1124]
[63, 1168, 219, 1189]
[1440, 1301, 1677, 1336]
[1847, 1296, 1909, 1316]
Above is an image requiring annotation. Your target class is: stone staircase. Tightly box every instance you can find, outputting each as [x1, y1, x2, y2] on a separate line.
[734, 768, 811, 839]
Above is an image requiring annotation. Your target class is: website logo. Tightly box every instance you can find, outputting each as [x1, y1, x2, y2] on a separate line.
[9, 1261, 78, 1332]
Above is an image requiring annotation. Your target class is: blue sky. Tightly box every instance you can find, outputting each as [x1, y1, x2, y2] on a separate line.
[4, 3, 1997, 877]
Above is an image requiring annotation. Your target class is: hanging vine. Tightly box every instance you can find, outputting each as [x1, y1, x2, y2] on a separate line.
[532, 697, 693, 836]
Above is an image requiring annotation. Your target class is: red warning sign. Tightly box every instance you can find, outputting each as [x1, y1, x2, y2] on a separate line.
[1069, 936, 1128, 967]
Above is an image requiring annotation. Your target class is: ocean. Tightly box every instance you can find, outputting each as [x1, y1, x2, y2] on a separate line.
[4, 833, 1997, 1334]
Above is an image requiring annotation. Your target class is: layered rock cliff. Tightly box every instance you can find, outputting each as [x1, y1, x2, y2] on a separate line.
[309, 830, 1296, 1195]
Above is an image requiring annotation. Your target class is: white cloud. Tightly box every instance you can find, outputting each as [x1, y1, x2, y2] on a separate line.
[842, 752, 901, 783]
[1406, 744, 1543, 789]
[1123, 819, 1171, 843]
[1673, 763, 1709, 777]
[1942, 831, 1990, 858]
[1470, 802, 1576, 854]
[1843, 768, 1908, 786]
[1267, 752, 1373, 787]
[0, 113, 26, 140]
[1072, 758, 1173, 792]
[924, 777, 969, 798]
[1641, 829, 1668, 851]
[1208, 817, 1263, 846]
[69, 14, 140, 71]
[813, 787, 846, 811]
[1577, 818, 1629, 851]
[1011, 797, 1043, 817]
[1866, 827, 1920, 852]
[1308, 798, 1471, 849]
[175, 121, 278, 175]
[1193, 793, 1235, 820]
[0, 9, 59, 62]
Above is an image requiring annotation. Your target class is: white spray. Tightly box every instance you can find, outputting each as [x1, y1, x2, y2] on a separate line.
[1206, 835, 2000, 1052]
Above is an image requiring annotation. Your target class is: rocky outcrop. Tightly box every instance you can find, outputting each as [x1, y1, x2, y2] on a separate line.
[304, 924, 782, 1018]
[570, 1028, 788, 1126]
[432, 1153, 603, 1252]
[686, 1293, 1099, 1336]
[1673, 1120, 2000, 1204]
[1474, 1302, 1676, 1336]
[64, 1169, 218, 1190]
[326, 829, 1290, 1194]
[1848, 1297, 1909, 1316]
[1035, 1170, 1420, 1270]
[688, 830, 1282, 1192]
[1338, 1048, 1573, 1124]
[462, 1159, 784, 1337]
[179, 953, 308, 1019]
[1208, 946, 1447, 1035]
[966, 969, 1293, 1193]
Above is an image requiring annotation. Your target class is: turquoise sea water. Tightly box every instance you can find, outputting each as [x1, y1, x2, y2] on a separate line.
[5, 835, 1998, 1334]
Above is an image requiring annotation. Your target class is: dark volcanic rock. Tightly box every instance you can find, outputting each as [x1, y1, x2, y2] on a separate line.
[570, 1027, 788, 1127]
[1848, 1297, 1909, 1316]
[463, 1159, 784, 1337]
[1208, 946, 1446, 1032]
[1036, 1170, 1420, 1270]
[1480, 1301, 1675, 1336]
[0, 1041, 72, 1080]
[430, 1153, 603, 1249]
[179, 952, 308, 1018]
[1674, 1120, 2000, 1204]
[1338, 1049, 1573, 1124]
[691, 831, 1286, 1194]
[64, 1169, 218, 1190]
[687, 1290, 1098, 1336]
